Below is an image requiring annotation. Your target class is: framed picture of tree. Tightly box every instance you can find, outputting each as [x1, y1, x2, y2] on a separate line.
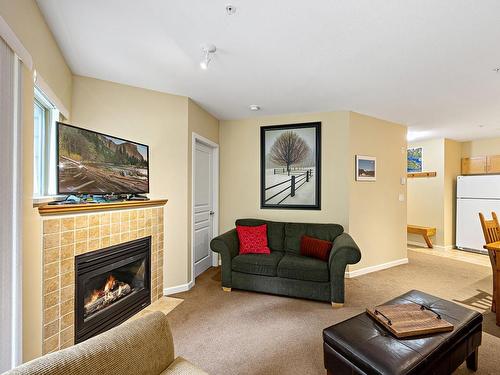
[260, 122, 321, 210]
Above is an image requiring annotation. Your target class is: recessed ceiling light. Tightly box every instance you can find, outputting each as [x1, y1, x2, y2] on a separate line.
[494, 68, 500, 73]
[249, 105, 261, 111]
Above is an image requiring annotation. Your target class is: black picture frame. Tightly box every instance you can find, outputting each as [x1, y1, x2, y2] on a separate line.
[260, 122, 321, 210]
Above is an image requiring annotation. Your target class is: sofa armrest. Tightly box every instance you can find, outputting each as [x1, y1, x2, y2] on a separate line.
[210, 229, 239, 288]
[328, 233, 362, 304]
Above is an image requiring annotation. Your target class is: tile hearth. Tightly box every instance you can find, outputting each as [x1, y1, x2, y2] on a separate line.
[41, 206, 164, 354]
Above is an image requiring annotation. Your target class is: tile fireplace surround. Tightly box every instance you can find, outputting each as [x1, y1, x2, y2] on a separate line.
[40, 203, 165, 354]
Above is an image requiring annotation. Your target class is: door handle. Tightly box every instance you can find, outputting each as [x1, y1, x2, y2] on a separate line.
[209, 211, 215, 216]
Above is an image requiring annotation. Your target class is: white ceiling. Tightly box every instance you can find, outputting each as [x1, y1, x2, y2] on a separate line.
[37, 0, 500, 141]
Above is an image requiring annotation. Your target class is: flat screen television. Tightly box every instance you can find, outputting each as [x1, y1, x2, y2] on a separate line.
[57, 122, 149, 195]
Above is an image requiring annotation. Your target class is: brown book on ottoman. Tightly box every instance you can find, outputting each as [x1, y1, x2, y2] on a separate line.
[323, 290, 482, 375]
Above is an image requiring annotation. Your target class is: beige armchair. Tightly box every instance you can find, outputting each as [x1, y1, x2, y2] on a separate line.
[3, 311, 207, 375]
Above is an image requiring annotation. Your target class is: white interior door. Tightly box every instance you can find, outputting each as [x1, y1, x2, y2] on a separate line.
[193, 141, 215, 278]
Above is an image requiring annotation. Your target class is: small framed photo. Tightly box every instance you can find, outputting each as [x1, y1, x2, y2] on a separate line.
[355, 155, 376, 181]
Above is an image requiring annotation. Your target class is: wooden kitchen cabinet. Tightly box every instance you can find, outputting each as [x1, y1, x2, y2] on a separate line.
[487, 155, 500, 174]
[462, 156, 487, 175]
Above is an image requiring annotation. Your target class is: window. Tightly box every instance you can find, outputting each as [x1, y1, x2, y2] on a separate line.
[33, 86, 59, 197]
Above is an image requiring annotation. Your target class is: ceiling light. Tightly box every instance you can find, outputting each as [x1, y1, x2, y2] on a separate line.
[200, 44, 216, 70]
[249, 105, 261, 111]
[494, 68, 500, 73]
[226, 4, 236, 15]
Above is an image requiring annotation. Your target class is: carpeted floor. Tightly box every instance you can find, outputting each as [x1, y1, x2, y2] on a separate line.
[168, 250, 500, 374]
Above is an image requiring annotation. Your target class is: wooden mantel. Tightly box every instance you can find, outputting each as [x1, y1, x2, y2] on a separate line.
[38, 199, 168, 216]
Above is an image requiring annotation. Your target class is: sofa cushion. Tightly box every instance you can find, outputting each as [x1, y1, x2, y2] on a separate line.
[236, 224, 271, 254]
[285, 223, 343, 255]
[300, 235, 333, 261]
[232, 251, 284, 277]
[277, 254, 330, 282]
[236, 219, 285, 252]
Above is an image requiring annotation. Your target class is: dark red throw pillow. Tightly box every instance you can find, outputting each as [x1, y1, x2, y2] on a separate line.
[300, 235, 333, 261]
[236, 224, 271, 255]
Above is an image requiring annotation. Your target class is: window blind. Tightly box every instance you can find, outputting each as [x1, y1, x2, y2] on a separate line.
[0, 35, 23, 372]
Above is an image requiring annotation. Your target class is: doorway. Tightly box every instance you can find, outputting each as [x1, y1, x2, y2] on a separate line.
[192, 134, 219, 282]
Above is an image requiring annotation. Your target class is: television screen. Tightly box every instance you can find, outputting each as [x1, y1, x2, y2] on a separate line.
[57, 122, 149, 195]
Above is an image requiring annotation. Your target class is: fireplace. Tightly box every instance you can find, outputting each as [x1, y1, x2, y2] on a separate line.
[75, 237, 151, 343]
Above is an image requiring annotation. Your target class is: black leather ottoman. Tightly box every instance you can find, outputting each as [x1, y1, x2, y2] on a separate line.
[323, 290, 482, 375]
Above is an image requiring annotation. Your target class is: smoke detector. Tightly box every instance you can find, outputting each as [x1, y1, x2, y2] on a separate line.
[226, 4, 236, 15]
[249, 105, 261, 111]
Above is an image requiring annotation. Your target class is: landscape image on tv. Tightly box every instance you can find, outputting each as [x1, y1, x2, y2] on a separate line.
[57, 123, 149, 194]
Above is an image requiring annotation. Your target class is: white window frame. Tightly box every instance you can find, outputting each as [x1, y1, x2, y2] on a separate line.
[33, 86, 60, 200]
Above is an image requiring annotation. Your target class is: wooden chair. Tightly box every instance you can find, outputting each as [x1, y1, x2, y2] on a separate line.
[479, 212, 500, 312]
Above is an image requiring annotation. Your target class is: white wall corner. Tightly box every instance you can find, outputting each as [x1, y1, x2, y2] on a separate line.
[345, 258, 409, 278]
[163, 280, 194, 296]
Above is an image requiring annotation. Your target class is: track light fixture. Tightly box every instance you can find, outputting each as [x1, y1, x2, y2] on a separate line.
[200, 44, 217, 70]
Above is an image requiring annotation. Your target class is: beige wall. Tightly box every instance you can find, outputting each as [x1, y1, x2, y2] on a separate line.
[407, 138, 462, 248]
[444, 139, 462, 246]
[0, 0, 73, 362]
[71, 76, 190, 289]
[220, 111, 407, 271]
[220, 111, 351, 231]
[188, 99, 219, 143]
[348, 112, 407, 270]
[0, 0, 72, 112]
[407, 138, 445, 246]
[461, 137, 500, 158]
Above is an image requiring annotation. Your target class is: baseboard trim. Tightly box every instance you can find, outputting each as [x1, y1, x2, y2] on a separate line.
[407, 241, 455, 251]
[345, 258, 409, 278]
[163, 280, 194, 296]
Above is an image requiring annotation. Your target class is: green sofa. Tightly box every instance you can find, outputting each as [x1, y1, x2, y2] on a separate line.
[210, 219, 361, 306]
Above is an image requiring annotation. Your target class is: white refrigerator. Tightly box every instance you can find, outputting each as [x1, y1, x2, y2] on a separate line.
[456, 175, 500, 254]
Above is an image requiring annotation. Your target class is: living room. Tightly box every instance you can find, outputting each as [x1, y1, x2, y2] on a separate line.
[1, 1, 499, 374]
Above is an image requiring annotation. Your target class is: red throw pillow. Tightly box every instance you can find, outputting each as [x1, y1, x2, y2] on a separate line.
[300, 235, 333, 261]
[236, 224, 271, 255]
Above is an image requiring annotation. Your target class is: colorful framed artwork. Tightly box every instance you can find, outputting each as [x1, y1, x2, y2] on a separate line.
[407, 147, 423, 173]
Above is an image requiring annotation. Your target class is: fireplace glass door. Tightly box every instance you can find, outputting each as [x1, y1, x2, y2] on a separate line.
[75, 237, 151, 343]
[83, 257, 146, 320]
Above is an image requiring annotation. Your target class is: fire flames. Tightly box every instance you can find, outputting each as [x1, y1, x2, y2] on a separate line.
[86, 275, 117, 306]
[104, 274, 116, 292]
[84, 273, 133, 319]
